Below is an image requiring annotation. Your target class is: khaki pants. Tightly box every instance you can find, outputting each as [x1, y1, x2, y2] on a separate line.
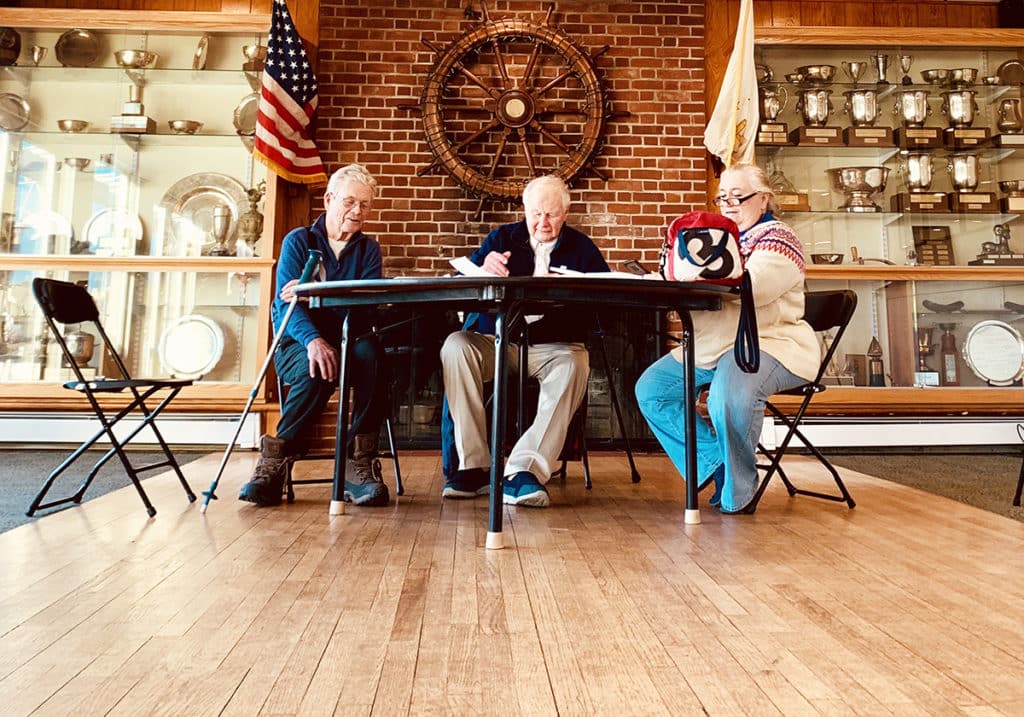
[441, 331, 589, 484]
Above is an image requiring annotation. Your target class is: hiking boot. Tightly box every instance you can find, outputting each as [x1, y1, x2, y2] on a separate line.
[502, 471, 550, 507]
[239, 435, 291, 506]
[344, 433, 390, 506]
[442, 468, 490, 499]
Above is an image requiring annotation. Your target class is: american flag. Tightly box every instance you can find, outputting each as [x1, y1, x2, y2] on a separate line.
[253, 0, 328, 186]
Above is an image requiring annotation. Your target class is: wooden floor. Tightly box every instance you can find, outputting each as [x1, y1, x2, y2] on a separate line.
[1, 451, 1023, 717]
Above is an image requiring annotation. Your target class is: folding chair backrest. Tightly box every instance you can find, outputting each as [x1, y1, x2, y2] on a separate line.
[32, 277, 130, 381]
[802, 289, 858, 385]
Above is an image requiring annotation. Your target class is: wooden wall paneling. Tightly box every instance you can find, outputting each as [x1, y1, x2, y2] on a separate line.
[769, 1, 803, 27]
[843, 3, 876, 26]
[917, 3, 949, 27]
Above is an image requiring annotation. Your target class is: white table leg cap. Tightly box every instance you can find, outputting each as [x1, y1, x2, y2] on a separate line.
[329, 500, 346, 516]
[485, 531, 505, 550]
[684, 508, 702, 525]
[199, 503, 207, 515]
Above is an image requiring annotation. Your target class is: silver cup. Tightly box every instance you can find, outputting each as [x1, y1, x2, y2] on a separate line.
[901, 153, 935, 192]
[843, 89, 880, 127]
[893, 89, 931, 128]
[872, 53, 890, 84]
[899, 54, 913, 85]
[947, 153, 980, 191]
[796, 88, 833, 127]
[998, 98, 1023, 134]
[842, 60, 868, 87]
[828, 166, 890, 212]
[941, 89, 978, 128]
[759, 85, 788, 122]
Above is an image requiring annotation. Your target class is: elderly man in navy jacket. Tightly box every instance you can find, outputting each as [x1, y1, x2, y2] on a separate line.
[440, 175, 609, 507]
[239, 164, 390, 508]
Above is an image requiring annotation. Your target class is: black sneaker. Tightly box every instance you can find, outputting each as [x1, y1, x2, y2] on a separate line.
[442, 468, 490, 499]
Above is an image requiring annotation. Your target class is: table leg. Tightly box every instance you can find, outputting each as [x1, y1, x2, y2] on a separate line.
[679, 309, 701, 525]
[331, 314, 351, 516]
[486, 310, 509, 550]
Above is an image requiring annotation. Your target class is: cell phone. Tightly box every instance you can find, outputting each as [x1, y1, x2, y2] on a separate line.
[620, 259, 650, 276]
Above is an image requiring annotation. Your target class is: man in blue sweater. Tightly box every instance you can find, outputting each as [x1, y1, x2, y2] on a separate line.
[440, 175, 609, 507]
[239, 164, 390, 507]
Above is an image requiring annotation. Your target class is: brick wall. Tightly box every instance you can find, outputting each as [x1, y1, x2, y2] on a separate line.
[316, 1, 707, 276]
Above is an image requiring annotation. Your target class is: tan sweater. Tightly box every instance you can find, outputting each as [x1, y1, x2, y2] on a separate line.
[671, 218, 820, 381]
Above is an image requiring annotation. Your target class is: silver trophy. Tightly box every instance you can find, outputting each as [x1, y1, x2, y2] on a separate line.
[843, 89, 880, 127]
[899, 55, 913, 85]
[759, 85, 788, 122]
[893, 89, 931, 127]
[940, 89, 978, 128]
[828, 166, 890, 212]
[872, 52, 890, 84]
[947, 153, 980, 191]
[207, 204, 234, 256]
[998, 98, 1023, 134]
[796, 88, 833, 127]
[902, 153, 935, 192]
[842, 60, 868, 87]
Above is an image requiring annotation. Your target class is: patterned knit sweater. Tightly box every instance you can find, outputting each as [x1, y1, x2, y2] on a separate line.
[671, 215, 820, 381]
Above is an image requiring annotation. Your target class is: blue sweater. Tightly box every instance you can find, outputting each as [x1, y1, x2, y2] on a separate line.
[464, 220, 610, 344]
[272, 214, 383, 348]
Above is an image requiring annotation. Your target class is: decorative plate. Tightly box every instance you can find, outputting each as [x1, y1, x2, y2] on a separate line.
[158, 172, 247, 256]
[54, 28, 101, 68]
[0, 92, 30, 131]
[962, 320, 1024, 386]
[233, 92, 259, 136]
[192, 33, 209, 71]
[996, 59, 1024, 86]
[83, 209, 143, 256]
[158, 314, 224, 379]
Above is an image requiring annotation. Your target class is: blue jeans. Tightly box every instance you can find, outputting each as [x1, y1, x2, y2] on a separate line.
[635, 351, 804, 512]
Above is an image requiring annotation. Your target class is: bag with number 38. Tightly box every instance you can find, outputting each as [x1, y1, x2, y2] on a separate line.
[660, 210, 760, 373]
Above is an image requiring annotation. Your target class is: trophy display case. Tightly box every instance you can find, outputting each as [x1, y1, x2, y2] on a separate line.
[0, 11, 276, 410]
[753, 29, 1024, 412]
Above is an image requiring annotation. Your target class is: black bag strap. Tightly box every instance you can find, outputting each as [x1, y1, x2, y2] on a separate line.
[733, 271, 760, 373]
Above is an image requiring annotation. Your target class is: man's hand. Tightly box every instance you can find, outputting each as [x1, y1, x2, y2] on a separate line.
[306, 337, 338, 382]
[279, 278, 309, 304]
[482, 250, 512, 277]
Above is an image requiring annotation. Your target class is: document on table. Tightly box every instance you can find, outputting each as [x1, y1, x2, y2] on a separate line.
[449, 256, 491, 277]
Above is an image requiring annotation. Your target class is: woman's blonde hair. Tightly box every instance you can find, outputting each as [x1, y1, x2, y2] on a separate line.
[720, 163, 777, 214]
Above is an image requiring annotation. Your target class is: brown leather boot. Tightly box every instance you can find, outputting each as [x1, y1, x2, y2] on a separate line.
[238, 435, 291, 506]
[344, 433, 389, 506]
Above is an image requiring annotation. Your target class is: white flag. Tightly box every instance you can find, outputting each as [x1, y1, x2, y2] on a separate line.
[703, 0, 757, 168]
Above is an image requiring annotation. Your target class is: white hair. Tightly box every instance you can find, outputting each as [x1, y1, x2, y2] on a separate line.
[720, 163, 777, 213]
[327, 163, 378, 199]
[523, 175, 570, 212]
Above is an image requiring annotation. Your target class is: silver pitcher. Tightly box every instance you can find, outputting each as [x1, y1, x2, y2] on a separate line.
[998, 98, 1023, 134]
[893, 89, 931, 127]
[759, 85, 788, 122]
[901, 153, 935, 192]
[843, 88, 880, 127]
[940, 89, 978, 128]
[947, 153, 980, 191]
[796, 88, 833, 127]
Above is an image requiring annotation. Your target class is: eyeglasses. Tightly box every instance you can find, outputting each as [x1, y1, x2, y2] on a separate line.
[712, 191, 759, 208]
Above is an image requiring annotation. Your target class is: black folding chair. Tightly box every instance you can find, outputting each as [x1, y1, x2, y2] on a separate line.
[29, 278, 197, 518]
[751, 289, 859, 511]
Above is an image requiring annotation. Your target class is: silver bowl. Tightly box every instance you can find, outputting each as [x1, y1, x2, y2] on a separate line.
[242, 44, 268, 62]
[795, 64, 836, 84]
[167, 119, 203, 135]
[983, 75, 1000, 85]
[811, 253, 844, 265]
[113, 49, 158, 69]
[920, 68, 950, 85]
[998, 179, 1024, 195]
[62, 157, 91, 171]
[784, 72, 805, 84]
[828, 166, 890, 212]
[948, 67, 978, 86]
[56, 118, 89, 133]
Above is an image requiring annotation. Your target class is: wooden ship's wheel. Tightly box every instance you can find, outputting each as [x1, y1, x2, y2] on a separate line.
[407, 2, 623, 207]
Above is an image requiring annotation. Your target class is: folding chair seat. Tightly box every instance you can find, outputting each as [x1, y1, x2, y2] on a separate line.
[751, 289, 859, 510]
[29, 278, 197, 518]
[275, 374, 403, 502]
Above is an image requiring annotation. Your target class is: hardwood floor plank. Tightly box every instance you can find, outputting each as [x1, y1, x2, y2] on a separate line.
[1, 452, 1022, 716]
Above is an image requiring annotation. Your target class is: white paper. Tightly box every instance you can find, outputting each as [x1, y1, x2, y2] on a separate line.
[449, 256, 491, 277]
[549, 265, 656, 279]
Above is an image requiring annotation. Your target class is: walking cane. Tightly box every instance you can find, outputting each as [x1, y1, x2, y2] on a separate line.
[200, 249, 324, 513]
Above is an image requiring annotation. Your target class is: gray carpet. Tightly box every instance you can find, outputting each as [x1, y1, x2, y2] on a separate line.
[829, 450, 1023, 522]
[0, 449, 205, 533]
